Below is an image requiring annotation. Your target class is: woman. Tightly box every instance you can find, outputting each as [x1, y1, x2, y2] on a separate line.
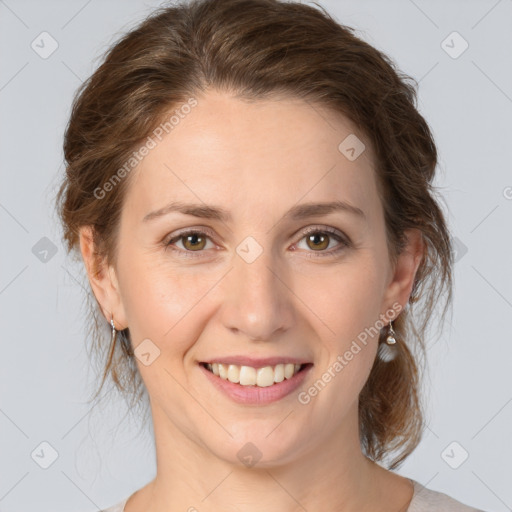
[56, 0, 487, 510]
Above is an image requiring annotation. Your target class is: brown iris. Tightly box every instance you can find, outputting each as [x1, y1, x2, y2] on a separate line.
[306, 232, 330, 251]
[182, 233, 207, 251]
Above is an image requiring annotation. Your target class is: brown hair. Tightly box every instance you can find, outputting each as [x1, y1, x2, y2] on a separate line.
[55, 0, 453, 470]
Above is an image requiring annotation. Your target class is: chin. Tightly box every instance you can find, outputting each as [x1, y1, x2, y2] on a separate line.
[203, 428, 305, 469]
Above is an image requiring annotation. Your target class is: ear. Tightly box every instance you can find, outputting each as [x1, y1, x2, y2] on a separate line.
[381, 228, 424, 317]
[79, 226, 128, 330]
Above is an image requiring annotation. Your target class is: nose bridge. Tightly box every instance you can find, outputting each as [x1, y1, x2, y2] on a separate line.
[221, 238, 292, 341]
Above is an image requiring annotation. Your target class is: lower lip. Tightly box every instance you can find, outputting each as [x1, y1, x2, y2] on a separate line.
[199, 363, 313, 405]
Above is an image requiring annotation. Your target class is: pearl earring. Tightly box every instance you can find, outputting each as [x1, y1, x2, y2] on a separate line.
[386, 319, 396, 345]
[377, 319, 398, 362]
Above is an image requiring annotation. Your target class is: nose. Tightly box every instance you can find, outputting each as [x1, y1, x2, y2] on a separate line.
[219, 243, 294, 342]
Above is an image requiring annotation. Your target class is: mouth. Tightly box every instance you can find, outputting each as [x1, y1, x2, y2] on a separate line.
[198, 361, 314, 405]
[200, 361, 313, 388]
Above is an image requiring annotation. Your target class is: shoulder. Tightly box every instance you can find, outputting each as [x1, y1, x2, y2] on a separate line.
[408, 479, 487, 512]
[98, 497, 129, 512]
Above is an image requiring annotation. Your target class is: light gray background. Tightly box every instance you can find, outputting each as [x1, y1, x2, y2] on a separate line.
[1, 0, 511, 511]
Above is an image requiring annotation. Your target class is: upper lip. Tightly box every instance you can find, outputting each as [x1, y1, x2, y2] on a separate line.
[200, 356, 313, 367]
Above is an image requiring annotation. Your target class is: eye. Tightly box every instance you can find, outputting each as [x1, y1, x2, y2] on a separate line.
[293, 226, 350, 258]
[164, 226, 350, 259]
[164, 228, 217, 258]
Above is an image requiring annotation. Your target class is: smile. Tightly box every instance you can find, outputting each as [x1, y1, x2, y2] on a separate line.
[202, 362, 306, 387]
[199, 362, 314, 405]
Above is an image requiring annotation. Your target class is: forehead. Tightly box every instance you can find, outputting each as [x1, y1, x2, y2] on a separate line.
[126, 90, 380, 223]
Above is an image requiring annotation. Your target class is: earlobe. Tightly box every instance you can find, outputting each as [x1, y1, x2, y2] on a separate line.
[79, 226, 128, 329]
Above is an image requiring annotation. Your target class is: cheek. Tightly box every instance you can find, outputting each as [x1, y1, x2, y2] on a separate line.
[116, 259, 213, 402]
[118, 255, 217, 351]
[300, 258, 383, 398]
[301, 258, 384, 340]
[301, 264, 383, 407]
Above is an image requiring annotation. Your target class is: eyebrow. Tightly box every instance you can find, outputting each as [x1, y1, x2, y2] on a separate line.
[142, 199, 366, 223]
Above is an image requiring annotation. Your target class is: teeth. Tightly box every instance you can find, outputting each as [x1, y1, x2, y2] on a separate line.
[240, 365, 257, 385]
[206, 362, 303, 387]
[227, 364, 240, 383]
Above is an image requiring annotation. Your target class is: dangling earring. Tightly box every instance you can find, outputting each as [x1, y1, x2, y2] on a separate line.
[377, 319, 398, 362]
[386, 319, 396, 345]
[110, 314, 131, 355]
[110, 314, 117, 345]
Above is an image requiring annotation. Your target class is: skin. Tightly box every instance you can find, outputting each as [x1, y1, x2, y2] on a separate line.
[80, 89, 423, 512]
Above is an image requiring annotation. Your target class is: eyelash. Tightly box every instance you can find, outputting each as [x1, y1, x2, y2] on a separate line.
[163, 226, 350, 259]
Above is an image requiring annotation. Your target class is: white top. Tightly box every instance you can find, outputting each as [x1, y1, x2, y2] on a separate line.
[100, 479, 486, 511]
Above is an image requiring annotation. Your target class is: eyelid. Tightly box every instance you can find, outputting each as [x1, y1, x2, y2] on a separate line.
[167, 226, 217, 240]
[298, 225, 346, 240]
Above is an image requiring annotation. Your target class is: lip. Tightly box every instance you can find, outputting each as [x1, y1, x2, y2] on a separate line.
[200, 356, 312, 367]
[199, 362, 314, 405]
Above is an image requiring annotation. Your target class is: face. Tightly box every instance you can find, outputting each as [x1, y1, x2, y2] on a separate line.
[81, 89, 421, 468]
